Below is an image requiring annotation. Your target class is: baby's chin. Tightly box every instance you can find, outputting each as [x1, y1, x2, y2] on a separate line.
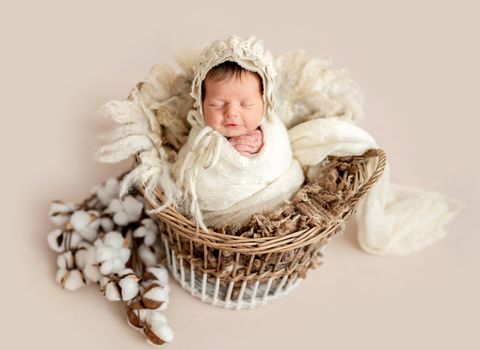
[218, 126, 249, 138]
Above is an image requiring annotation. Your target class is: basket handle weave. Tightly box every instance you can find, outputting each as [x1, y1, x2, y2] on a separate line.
[341, 148, 387, 219]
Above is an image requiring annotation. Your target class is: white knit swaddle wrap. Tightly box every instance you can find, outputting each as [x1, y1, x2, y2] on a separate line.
[174, 108, 304, 230]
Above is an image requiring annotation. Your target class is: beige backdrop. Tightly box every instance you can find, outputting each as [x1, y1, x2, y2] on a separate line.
[1, 0, 478, 349]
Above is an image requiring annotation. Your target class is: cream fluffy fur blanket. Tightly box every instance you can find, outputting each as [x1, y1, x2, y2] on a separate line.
[94, 35, 462, 256]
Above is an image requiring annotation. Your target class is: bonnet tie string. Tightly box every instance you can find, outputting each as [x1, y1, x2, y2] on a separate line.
[177, 110, 223, 232]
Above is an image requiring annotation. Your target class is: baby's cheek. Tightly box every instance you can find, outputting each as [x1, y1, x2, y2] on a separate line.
[203, 111, 212, 126]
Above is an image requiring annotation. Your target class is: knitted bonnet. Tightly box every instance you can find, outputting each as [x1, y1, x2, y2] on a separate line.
[188, 35, 277, 127]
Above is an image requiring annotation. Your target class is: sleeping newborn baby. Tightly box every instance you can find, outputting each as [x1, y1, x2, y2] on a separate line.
[202, 61, 264, 158]
[174, 36, 305, 231]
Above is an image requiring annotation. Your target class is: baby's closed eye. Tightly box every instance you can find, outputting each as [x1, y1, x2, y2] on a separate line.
[208, 103, 224, 108]
[241, 101, 257, 108]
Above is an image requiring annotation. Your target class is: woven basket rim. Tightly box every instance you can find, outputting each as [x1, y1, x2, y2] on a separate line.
[135, 148, 386, 253]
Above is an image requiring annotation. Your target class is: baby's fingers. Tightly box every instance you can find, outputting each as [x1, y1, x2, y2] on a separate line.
[246, 129, 262, 137]
[231, 134, 260, 145]
[229, 135, 250, 144]
[232, 143, 257, 153]
[238, 151, 254, 157]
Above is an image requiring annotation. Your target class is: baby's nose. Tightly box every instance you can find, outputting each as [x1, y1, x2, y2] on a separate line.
[224, 104, 240, 118]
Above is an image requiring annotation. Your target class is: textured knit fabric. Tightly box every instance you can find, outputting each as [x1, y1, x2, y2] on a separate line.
[288, 117, 463, 255]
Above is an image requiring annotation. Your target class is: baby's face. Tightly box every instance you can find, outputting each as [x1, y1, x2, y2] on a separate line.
[202, 72, 264, 138]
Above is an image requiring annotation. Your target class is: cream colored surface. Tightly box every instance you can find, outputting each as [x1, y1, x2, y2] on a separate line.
[1, 0, 478, 349]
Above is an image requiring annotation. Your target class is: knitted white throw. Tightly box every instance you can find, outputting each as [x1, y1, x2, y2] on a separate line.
[93, 35, 463, 256]
[289, 117, 463, 255]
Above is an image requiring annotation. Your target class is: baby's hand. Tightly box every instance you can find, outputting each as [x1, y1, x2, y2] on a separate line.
[228, 129, 263, 157]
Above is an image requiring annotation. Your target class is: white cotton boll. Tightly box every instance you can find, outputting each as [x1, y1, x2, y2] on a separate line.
[153, 282, 170, 295]
[56, 269, 67, 284]
[156, 302, 168, 311]
[78, 241, 92, 249]
[144, 231, 157, 246]
[83, 243, 101, 282]
[108, 198, 123, 213]
[145, 321, 174, 344]
[108, 195, 144, 226]
[104, 231, 125, 248]
[138, 245, 157, 267]
[104, 281, 121, 301]
[133, 226, 147, 238]
[57, 251, 74, 270]
[117, 268, 135, 276]
[127, 307, 150, 329]
[114, 212, 130, 227]
[162, 283, 170, 294]
[100, 217, 114, 232]
[136, 309, 149, 322]
[63, 270, 86, 291]
[144, 285, 168, 302]
[119, 247, 131, 262]
[112, 257, 127, 273]
[49, 201, 76, 215]
[49, 214, 70, 227]
[123, 195, 143, 221]
[71, 211, 100, 242]
[70, 211, 90, 231]
[49, 201, 76, 226]
[142, 218, 158, 232]
[134, 223, 157, 246]
[74, 241, 94, 270]
[77, 228, 97, 242]
[68, 231, 83, 250]
[127, 308, 149, 329]
[139, 218, 159, 243]
[96, 246, 115, 261]
[47, 229, 82, 253]
[88, 209, 100, 218]
[113, 211, 129, 226]
[142, 283, 168, 309]
[119, 275, 140, 301]
[85, 210, 100, 234]
[56, 269, 85, 291]
[99, 260, 114, 275]
[47, 229, 65, 252]
[74, 249, 87, 269]
[99, 276, 109, 290]
[84, 265, 101, 283]
[84, 244, 97, 264]
[96, 232, 130, 275]
[146, 265, 169, 286]
[100, 258, 124, 277]
[96, 178, 120, 206]
[145, 310, 167, 324]
[146, 311, 167, 324]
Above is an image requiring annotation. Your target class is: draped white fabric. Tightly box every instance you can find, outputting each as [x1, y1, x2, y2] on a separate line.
[289, 117, 463, 255]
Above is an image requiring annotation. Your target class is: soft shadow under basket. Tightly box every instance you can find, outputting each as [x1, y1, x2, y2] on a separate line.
[137, 149, 386, 310]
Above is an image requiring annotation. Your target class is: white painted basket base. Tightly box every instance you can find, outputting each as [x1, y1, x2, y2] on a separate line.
[162, 237, 301, 310]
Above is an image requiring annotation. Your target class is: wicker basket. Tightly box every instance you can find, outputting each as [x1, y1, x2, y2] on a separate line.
[137, 149, 386, 309]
